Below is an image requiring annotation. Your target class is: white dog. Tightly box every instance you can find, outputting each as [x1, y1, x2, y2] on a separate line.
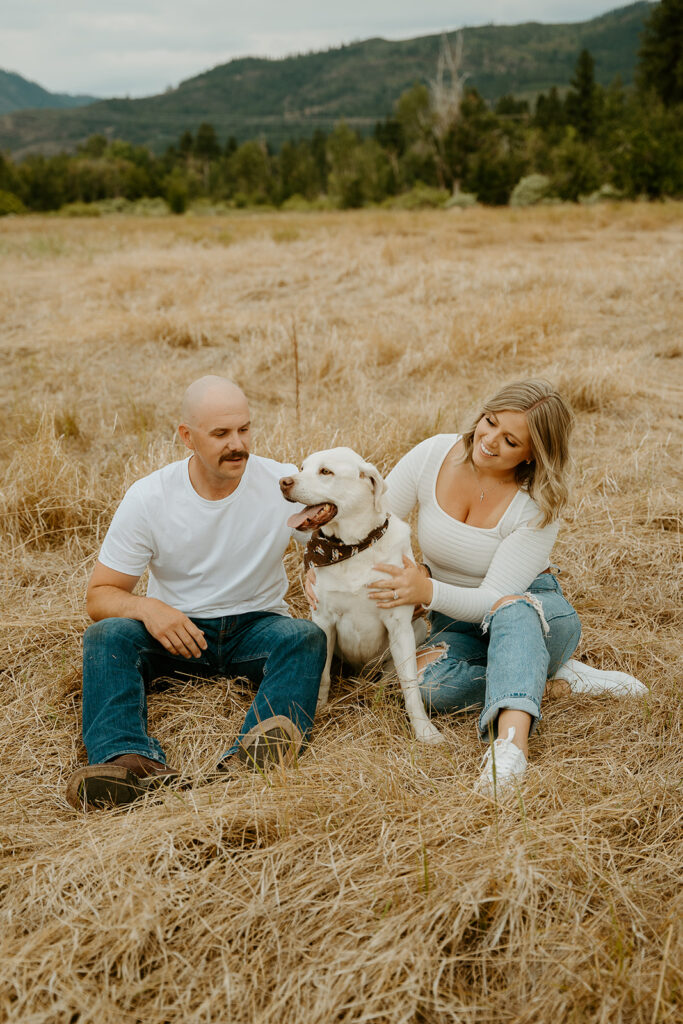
[280, 447, 443, 744]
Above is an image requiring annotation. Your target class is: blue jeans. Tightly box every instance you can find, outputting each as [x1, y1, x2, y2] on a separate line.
[419, 573, 581, 738]
[82, 612, 326, 766]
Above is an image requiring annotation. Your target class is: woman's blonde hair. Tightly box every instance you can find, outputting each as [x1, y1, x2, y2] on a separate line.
[461, 379, 574, 526]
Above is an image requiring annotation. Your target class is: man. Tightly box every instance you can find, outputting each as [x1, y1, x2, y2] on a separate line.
[66, 375, 326, 810]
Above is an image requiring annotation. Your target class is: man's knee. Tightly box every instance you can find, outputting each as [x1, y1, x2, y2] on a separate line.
[269, 617, 326, 655]
[83, 617, 147, 654]
[291, 619, 327, 656]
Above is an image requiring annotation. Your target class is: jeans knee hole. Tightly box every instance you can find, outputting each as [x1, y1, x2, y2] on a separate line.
[482, 593, 549, 636]
[416, 642, 448, 681]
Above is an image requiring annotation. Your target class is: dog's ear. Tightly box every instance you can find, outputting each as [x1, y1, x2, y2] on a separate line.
[360, 462, 388, 513]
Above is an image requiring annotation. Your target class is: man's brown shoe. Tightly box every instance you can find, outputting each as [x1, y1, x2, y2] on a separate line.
[236, 716, 303, 770]
[66, 754, 179, 810]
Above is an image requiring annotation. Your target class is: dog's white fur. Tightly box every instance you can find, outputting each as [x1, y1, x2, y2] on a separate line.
[284, 447, 443, 744]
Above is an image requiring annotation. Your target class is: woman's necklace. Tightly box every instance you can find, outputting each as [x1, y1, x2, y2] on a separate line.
[472, 465, 512, 503]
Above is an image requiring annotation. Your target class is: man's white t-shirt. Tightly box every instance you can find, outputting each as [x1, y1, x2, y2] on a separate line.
[98, 454, 299, 618]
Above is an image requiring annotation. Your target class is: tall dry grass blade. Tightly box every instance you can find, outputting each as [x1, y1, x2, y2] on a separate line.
[290, 317, 301, 431]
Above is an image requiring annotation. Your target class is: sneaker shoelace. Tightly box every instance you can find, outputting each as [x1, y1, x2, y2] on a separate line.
[480, 727, 525, 779]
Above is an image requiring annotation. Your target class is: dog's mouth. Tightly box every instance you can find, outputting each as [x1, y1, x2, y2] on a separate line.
[287, 503, 338, 531]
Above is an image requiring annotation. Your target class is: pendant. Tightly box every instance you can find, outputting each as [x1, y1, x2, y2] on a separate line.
[480, 490, 485, 502]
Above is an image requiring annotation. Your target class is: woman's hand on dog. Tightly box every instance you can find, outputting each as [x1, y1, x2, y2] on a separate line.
[306, 562, 427, 618]
[368, 556, 433, 609]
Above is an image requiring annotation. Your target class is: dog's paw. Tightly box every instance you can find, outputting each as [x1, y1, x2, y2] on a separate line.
[414, 723, 446, 744]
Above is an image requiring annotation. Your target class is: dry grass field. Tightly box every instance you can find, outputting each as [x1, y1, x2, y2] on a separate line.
[0, 204, 681, 1023]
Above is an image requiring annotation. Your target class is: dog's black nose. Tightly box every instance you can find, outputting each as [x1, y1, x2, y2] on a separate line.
[280, 477, 294, 493]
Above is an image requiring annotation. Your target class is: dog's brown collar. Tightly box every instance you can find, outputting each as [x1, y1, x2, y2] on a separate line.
[303, 517, 391, 571]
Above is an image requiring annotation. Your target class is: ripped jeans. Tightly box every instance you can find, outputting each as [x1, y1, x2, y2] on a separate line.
[418, 572, 581, 739]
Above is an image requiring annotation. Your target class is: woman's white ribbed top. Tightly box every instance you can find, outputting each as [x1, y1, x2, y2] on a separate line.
[385, 434, 559, 623]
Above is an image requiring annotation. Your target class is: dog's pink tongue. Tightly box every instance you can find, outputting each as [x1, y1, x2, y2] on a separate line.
[287, 505, 328, 530]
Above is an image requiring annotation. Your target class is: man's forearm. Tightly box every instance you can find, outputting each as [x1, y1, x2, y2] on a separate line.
[86, 586, 208, 658]
[86, 586, 149, 623]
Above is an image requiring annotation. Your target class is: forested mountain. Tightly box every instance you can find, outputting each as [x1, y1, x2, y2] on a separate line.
[0, 3, 652, 156]
[0, 69, 98, 116]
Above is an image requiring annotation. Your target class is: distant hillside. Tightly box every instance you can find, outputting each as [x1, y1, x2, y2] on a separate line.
[0, 69, 98, 116]
[0, 3, 653, 156]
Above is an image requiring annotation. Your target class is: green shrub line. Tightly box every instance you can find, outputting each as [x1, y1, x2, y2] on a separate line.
[1, 13, 682, 215]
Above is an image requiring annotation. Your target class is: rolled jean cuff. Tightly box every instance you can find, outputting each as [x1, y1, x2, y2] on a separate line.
[88, 743, 166, 766]
[478, 696, 542, 741]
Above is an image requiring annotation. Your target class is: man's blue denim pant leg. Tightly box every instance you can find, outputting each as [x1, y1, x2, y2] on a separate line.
[82, 612, 326, 766]
[418, 573, 581, 739]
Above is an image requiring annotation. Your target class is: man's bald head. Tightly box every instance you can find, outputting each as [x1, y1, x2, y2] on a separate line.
[180, 376, 248, 429]
[178, 376, 252, 498]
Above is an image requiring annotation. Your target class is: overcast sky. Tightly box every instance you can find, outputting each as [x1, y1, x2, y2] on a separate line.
[1, 1, 644, 98]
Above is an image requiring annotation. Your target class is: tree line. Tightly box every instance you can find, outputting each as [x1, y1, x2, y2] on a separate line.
[1, 1, 681, 214]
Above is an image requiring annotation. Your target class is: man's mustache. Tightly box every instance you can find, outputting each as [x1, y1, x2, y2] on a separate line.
[220, 452, 249, 464]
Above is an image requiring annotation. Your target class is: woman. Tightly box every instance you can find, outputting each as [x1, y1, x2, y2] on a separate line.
[366, 379, 645, 793]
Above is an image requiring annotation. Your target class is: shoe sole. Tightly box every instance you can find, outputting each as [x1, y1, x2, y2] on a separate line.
[562, 660, 648, 696]
[237, 716, 302, 770]
[66, 764, 178, 810]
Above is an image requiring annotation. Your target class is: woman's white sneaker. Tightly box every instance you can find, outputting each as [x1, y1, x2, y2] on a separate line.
[552, 659, 647, 696]
[475, 726, 527, 796]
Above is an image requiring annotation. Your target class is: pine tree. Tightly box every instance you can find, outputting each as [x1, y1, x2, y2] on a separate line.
[637, 0, 683, 105]
[193, 123, 220, 162]
[565, 49, 599, 139]
[534, 86, 565, 138]
[178, 131, 193, 156]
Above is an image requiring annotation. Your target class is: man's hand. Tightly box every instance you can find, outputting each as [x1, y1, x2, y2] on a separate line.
[86, 561, 207, 658]
[140, 599, 207, 658]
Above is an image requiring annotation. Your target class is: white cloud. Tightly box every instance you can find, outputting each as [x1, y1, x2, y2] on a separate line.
[0, 1, 636, 97]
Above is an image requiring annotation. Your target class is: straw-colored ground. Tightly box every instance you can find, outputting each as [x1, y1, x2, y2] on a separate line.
[0, 204, 681, 1023]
